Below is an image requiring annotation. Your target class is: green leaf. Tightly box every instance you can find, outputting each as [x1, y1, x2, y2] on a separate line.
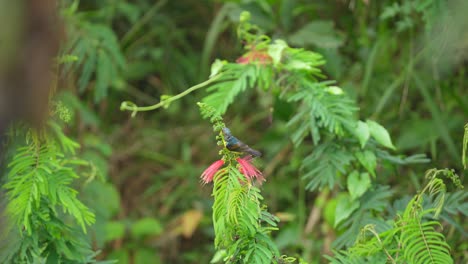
[268, 39, 288, 66]
[203, 64, 257, 114]
[287, 60, 313, 71]
[334, 193, 360, 227]
[324, 198, 337, 227]
[347, 171, 371, 200]
[354, 121, 370, 148]
[283, 48, 325, 76]
[325, 86, 344, 95]
[210, 250, 227, 263]
[366, 120, 396, 150]
[355, 151, 377, 178]
[209, 59, 227, 78]
[131, 217, 163, 239]
[287, 83, 358, 146]
[105, 221, 126, 242]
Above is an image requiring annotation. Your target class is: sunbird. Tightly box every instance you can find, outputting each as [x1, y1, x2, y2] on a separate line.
[222, 127, 262, 157]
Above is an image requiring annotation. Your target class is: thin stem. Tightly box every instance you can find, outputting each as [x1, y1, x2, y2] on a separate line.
[120, 74, 224, 114]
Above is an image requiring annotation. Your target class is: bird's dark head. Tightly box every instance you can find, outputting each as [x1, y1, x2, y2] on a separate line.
[222, 127, 234, 143]
[222, 127, 231, 136]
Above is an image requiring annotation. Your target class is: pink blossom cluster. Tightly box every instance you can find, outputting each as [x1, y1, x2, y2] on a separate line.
[201, 156, 264, 184]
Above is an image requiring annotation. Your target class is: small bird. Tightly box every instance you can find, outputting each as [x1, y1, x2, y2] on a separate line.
[222, 127, 262, 157]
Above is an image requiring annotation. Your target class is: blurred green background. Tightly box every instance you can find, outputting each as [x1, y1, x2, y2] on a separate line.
[56, 0, 467, 263]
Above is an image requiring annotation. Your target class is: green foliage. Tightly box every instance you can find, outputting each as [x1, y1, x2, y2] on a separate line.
[2, 122, 97, 263]
[118, 8, 465, 263]
[326, 169, 462, 264]
[199, 14, 277, 115]
[212, 168, 279, 263]
[440, 190, 468, 237]
[130, 217, 163, 239]
[203, 63, 268, 115]
[286, 83, 358, 146]
[62, 2, 126, 103]
[47, 0, 467, 263]
[380, 0, 443, 32]
[198, 18, 466, 264]
[332, 186, 394, 248]
[197, 18, 435, 258]
[199, 13, 408, 203]
[300, 142, 354, 191]
[398, 217, 451, 264]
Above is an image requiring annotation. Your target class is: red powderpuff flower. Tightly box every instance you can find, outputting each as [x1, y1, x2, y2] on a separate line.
[236, 50, 273, 65]
[236, 156, 264, 182]
[201, 159, 224, 184]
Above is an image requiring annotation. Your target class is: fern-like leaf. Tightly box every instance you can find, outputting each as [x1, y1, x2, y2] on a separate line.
[203, 64, 261, 114]
[398, 196, 453, 264]
[399, 218, 452, 264]
[286, 81, 358, 146]
[301, 141, 355, 191]
[64, 22, 126, 103]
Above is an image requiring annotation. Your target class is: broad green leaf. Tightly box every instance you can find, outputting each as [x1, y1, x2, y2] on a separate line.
[354, 121, 370, 148]
[325, 86, 343, 95]
[366, 120, 396, 150]
[347, 171, 371, 200]
[334, 193, 360, 227]
[324, 197, 337, 227]
[239, 10, 251, 22]
[355, 150, 377, 178]
[105, 221, 126, 241]
[131, 217, 163, 239]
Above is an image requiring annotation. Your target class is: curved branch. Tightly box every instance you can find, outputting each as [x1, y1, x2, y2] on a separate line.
[120, 74, 224, 116]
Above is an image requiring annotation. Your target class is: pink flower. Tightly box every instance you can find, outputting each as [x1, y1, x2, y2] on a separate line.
[236, 50, 273, 65]
[201, 160, 224, 184]
[236, 156, 264, 182]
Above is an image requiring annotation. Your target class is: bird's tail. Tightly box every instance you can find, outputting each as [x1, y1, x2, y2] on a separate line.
[246, 147, 262, 157]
